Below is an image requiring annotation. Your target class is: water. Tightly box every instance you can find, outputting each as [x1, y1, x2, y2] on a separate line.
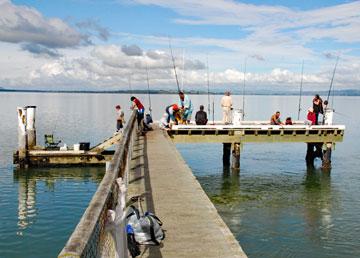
[0, 92, 359, 257]
[177, 96, 360, 257]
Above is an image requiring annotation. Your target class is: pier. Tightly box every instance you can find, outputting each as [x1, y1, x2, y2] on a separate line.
[57, 111, 247, 258]
[14, 107, 345, 257]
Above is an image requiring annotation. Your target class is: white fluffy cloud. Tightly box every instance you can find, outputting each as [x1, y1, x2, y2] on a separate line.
[0, 0, 85, 48]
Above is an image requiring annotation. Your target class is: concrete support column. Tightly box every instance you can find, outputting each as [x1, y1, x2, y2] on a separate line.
[25, 106, 36, 149]
[17, 107, 27, 168]
[322, 143, 332, 169]
[231, 143, 240, 170]
[223, 143, 231, 166]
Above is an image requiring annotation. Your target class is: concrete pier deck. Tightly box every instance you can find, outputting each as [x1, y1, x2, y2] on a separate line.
[128, 128, 247, 258]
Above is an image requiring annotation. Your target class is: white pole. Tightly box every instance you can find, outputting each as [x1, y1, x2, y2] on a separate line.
[25, 106, 36, 149]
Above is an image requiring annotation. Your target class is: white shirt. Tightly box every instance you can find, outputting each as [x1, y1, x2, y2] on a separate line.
[221, 95, 232, 108]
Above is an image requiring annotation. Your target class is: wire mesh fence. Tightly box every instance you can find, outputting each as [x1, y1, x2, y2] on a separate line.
[58, 111, 137, 258]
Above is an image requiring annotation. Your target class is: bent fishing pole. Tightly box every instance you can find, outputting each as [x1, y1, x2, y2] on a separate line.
[168, 38, 181, 93]
[297, 60, 304, 120]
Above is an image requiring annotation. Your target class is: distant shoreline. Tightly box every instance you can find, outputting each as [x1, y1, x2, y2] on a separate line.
[1, 88, 360, 96]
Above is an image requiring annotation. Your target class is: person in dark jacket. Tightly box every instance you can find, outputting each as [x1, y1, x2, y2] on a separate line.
[195, 105, 208, 125]
[312, 94, 323, 125]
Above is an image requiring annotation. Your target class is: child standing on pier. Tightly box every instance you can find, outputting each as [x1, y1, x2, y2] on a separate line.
[115, 105, 125, 132]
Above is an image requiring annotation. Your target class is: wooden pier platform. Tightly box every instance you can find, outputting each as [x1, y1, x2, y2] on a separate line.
[128, 128, 247, 258]
[169, 123, 345, 143]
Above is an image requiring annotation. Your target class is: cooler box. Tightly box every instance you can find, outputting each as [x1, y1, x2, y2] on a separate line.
[232, 109, 243, 126]
[79, 142, 90, 151]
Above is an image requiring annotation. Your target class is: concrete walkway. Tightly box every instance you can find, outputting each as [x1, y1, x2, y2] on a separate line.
[128, 128, 247, 258]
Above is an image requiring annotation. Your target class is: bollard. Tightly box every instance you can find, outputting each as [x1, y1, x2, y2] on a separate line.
[25, 106, 36, 149]
[231, 143, 240, 170]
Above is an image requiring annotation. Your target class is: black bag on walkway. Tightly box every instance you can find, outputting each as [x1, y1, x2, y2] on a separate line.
[126, 199, 165, 246]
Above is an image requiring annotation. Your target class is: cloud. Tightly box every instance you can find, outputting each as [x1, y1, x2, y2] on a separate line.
[121, 44, 143, 56]
[21, 43, 61, 58]
[76, 19, 110, 41]
[250, 54, 265, 61]
[0, 0, 86, 48]
[130, 0, 360, 44]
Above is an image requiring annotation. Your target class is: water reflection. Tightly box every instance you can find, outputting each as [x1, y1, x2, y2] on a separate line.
[303, 168, 335, 244]
[13, 167, 104, 235]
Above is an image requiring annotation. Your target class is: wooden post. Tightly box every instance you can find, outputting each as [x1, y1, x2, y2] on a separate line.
[231, 143, 240, 170]
[17, 107, 28, 168]
[223, 143, 231, 166]
[322, 143, 332, 169]
[305, 143, 315, 168]
[25, 106, 36, 149]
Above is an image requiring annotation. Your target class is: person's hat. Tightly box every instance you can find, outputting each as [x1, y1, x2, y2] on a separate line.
[173, 104, 179, 110]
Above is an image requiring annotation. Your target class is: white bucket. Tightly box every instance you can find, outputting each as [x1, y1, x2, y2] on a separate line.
[73, 143, 80, 152]
[324, 109, 334, 125]
[232, 109, 243, 125]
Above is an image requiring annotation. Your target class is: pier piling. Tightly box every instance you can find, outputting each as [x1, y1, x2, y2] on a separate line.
[17, 107, 28, 168]
[223, 143, 231, 166]
[322, 143, 332, 169]
[25, 106, 36, 149]
[231, 143, 241, 170]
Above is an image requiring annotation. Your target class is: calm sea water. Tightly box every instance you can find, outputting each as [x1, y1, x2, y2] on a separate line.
[0, 92, 359, 257]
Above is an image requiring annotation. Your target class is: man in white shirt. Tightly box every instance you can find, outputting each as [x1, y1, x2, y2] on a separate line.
[221, 91, 232, 124]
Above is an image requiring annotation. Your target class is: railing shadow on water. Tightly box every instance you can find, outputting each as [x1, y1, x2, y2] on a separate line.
[57, 110, 137, 258]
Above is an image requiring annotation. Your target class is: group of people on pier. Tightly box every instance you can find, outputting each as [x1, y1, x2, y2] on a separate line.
[270, 94, 332, 126]
[115, 92, 333, 132]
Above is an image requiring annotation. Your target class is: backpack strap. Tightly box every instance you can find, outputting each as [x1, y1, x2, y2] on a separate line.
[147, 216, 160, 245]
[126, 205, 140, 220]
[145, 212, 163, 226]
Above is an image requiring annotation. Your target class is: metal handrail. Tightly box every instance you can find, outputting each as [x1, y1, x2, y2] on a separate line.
[58, 111, 137, 258]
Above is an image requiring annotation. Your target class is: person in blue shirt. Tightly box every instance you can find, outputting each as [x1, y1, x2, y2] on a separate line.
[178, 91, 193, 124]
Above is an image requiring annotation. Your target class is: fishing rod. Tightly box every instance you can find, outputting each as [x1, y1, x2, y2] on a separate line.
[297, 60, 304, 120]
[128, 75, 133, 109]
[181, 49, 185, 91]
[242, 58, 247, 120]
[145, 65, 152, 116]
[168, 38, 181, 93]
[326, 56, 339, 106]
[206, 56, 211, 117]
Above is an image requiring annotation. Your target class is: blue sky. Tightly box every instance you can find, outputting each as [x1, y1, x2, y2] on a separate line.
[1, 0, 359, 90]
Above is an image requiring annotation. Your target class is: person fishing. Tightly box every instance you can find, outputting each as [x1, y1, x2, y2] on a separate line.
[115, 105, 125, 133]
[270, 111, 283, 125]
[195, 105, 208, 125]
[165, 104, 180, 125]
[178, 91, 193, 124]
[312, 94, 323, 125]
[221, 91, 232, 124]
[130, 96, 146, 131]
[307, 107, 316, 125]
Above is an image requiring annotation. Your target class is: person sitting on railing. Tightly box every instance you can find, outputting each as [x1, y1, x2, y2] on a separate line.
[195, 105, 208, 125]
[270, 111, 283, 125]
[307, 107, 316, 125]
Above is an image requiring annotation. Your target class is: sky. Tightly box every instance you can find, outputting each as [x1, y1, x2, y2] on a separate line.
[0, 0, 359, 92]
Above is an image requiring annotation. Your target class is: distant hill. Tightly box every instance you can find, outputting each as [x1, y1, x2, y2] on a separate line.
[1, 87, 360, 96]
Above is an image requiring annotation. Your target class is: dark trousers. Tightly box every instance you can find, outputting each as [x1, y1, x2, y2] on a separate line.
[116, 120, 123, 131]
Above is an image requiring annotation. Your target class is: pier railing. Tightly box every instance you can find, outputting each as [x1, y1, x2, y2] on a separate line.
[58, 111, 137, 258]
